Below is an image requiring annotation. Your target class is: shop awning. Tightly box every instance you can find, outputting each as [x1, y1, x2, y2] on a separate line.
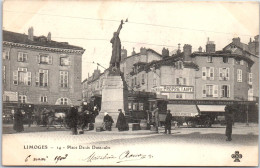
[167, 104, 199, 117]
[197, 105, 225, 113]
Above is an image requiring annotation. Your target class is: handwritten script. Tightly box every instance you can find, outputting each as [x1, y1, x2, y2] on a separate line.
[83, 150, 153, 163]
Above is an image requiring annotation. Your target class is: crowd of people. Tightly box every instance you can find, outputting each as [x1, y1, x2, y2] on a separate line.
[11, 103, 234, 141]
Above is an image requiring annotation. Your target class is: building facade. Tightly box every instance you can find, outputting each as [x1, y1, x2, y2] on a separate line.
[223, 36, 259, 101]
[82, 37, 258, 122]
[2, 29, 85, 108]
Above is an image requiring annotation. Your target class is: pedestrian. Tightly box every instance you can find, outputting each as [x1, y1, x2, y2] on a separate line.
[225, 105, 234, 141]
[67, 105, 78, 135]
[27, 110, 32, 127]
[153, 107, 160, 133]
[13, 107, 24, 132]
[116, 109, 129, 131]
[165, 110, 173, 134]
[42, 108, 48, 126]
[103, 112, 114, 131]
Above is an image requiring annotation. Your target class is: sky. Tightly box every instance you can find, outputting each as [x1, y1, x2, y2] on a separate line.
[3, 0, 259, 81]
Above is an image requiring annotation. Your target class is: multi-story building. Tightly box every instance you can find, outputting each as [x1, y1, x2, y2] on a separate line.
[2, 28, 85, 114]
[120, 47, 163, 89]
[223, 36, 259, 101]
[82, 38, 258, 122]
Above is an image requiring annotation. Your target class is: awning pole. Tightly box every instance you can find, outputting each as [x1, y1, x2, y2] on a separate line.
[246, 104, 249, 126]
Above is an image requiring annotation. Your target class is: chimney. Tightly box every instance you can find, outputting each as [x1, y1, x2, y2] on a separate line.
[28, 27, 34, 41]
[93, 69, 100, 79]
[121, 46, 127, 60]
[162, 47, 169, 57]
[198, 46, 202, 52]
[183, 44, 192, 61]
[232, 37, 241, 45]
[132, 47, 136, 55]
[140, 47, 147, 55]
[47, 32, 51, 41]
[206, 38, 215, 53]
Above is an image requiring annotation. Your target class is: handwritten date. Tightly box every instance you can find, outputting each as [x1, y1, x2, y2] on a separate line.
[25, 154, 68, 164]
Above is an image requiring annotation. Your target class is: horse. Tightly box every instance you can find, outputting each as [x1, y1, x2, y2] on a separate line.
[46, 112, 66, 129]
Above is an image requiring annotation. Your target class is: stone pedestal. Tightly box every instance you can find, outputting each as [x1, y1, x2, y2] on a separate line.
[95, 75, 128, 128]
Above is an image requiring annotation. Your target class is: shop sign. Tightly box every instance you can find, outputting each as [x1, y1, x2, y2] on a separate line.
[172, 112, 198, 116]
[3, 91, 18, 102]
[151, 85, 194, 93]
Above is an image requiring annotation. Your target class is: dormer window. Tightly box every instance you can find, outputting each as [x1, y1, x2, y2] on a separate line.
[207, 56, 213, 63]
[175, 61, 183, 69]
[223, 57, 228, 63]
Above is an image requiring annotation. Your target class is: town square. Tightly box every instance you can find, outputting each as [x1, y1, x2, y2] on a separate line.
[1, 0, 259, 166]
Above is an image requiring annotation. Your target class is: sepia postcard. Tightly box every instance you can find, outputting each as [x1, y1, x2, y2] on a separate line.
[1, 0, 259, 166]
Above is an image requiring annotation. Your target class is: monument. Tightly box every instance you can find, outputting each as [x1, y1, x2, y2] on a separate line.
[95, 20, 128, 128]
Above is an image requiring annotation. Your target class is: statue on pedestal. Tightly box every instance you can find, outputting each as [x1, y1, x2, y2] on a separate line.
[110, 20, 124, 72]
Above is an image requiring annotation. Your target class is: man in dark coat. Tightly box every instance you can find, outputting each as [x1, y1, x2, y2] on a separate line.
[42, 108, 48, 126]
[67, 105, 78, 135]
[165, 110, 173, 134]
[116, 109, 129, 131]
[225, 105, 234, 141]
[13, 107, 24, 132]
[103, 112, 114, 131]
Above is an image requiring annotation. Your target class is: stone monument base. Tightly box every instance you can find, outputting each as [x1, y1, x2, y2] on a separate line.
[95, 75, 127, 129]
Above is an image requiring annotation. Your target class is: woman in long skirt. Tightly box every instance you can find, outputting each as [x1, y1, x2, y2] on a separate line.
[13, 108, 24, 132]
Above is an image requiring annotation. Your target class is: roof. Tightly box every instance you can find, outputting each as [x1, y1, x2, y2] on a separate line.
[223, 42, 258, 58]
[3, 30, 84, 50]
[191, 52, 254, 65]
[130, 54, 199, 76]
[121, 48, 163, 63]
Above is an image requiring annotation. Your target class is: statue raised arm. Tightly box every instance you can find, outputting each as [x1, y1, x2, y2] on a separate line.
[116, 20, 124, 34]
[110, 20, 124, 69]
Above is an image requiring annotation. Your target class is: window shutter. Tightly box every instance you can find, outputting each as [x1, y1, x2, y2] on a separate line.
[48, 55, 52, 64]
[18, 52, 22, 61]
[13, 71, 18, 85]
[68, 57, 71, 66]
[220, 85, 223, 98]
[37, 55, 40, 63]
[35, 72, 39, 86]
[202, 85, 206, 97]
[183, 78, 186, 85]
[227, 85, 230, 97]
[44, 70, 48, 86]
[24, 53, 28, 61]
[6, 51, 10, 59]
[213, 85, 218, 97]
[219, 68, 223, 80]
[240, 69, 242, 82]
[176, 78, 179, 85]
[226, 68, 230, 80]
[27, 72, 31, 85]
[202, 67, 206, 80]
[210, 67, 214, 80]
